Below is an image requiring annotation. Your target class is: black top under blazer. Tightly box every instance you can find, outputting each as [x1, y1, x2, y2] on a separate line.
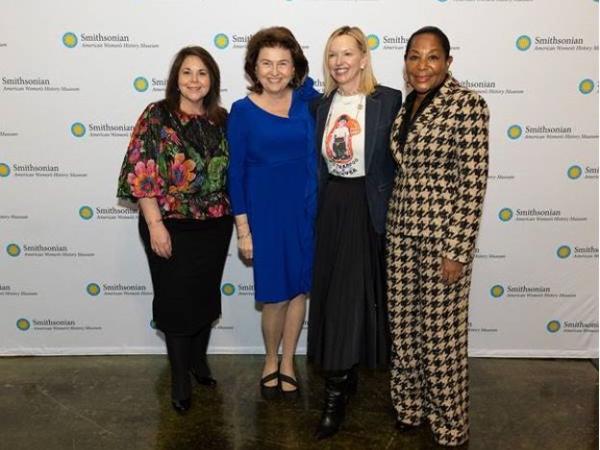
[314, 85, 403, 234]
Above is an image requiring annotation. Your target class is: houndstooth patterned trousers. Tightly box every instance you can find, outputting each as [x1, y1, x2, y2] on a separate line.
[387, 235, 472, 446]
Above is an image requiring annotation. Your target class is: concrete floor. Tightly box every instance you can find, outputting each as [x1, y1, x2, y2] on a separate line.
[0, 356, 597, 450]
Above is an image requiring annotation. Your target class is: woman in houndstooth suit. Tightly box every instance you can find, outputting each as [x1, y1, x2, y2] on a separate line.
[386, 26, 489, 447]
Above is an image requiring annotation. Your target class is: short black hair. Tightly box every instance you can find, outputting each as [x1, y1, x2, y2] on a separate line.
[404, 26, 451, 60]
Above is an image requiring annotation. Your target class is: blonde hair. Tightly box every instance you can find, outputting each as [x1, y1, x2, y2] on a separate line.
[322, 26, 378, 97]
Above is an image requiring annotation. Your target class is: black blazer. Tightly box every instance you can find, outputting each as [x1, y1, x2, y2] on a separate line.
[314, 85, 403, 234]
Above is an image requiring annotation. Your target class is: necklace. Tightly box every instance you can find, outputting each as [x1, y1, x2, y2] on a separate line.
[337, 87, 360, 96]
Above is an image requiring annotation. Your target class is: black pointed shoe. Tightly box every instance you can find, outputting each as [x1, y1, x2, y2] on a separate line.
[171, 398, 191, 414]
[190, 369, 217, 387]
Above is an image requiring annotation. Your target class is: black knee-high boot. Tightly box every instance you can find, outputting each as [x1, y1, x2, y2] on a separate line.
[190, 324, 217, 386]
[165, 333, 192, 409]
[315, 371, 350, 439]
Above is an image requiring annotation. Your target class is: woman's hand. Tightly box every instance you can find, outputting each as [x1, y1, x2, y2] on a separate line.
[149, 221, 172, 259]
[441, 257, 464, 284]
[234, 214, 253, 261]
[238, 234, 253, 260]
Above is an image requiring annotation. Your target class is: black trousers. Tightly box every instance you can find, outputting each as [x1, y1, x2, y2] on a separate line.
[165, 323, 213, 401]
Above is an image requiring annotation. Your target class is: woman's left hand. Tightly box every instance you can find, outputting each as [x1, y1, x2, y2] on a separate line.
[441, 257, 464, 284]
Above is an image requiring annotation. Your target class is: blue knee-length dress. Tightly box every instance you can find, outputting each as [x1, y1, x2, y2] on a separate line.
[227, 79, 318, 302]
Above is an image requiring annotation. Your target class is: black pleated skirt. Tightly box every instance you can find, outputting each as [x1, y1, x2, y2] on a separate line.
[307, 176, 390, 372]
[139, 215, 233, 335]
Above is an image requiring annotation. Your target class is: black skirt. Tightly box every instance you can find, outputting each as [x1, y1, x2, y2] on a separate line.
[307, 177, 390, 372]
[139, 215, 233, 335]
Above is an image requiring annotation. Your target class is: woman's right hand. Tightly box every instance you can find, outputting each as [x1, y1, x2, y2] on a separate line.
[149, 222, 172, 259]
[238, 234, 253, 260]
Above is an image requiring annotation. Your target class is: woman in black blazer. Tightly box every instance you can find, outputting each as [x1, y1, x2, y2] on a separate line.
[307, 25, 402, 439]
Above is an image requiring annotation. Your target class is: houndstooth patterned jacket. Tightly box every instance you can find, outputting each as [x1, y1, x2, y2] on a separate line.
[386, 76, 489, 264]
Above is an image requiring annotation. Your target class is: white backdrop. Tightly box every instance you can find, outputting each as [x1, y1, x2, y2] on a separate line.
[0, 0, 597, 357]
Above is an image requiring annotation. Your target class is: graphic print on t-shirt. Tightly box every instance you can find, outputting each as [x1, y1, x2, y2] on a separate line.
[325, 114, 361, 165]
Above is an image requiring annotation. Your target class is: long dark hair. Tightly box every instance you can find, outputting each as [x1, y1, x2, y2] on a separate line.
[164, 46, 226, 126]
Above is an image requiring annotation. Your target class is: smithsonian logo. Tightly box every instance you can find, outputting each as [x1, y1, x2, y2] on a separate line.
[556, 245, 598, 259]
[546, 320, 598, 334]
[15, 317, 102, 332]
[515, 34, 595, 52]
[78, 205, 138, 220]
[61, 31, 159, 49]
[86, 282, 151, 297]
[566, 164, 598, 180]
[221, 282, 254, 296]
[70, 121, 133, 138]
[0, 161, 87, 179]
[213, 33, 254, 50]
[490, 284, 575, 300]
[497, 207, 587, 223]
[506, 123, 596, 141]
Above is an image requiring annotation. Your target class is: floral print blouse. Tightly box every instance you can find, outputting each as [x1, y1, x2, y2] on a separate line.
[117, 101, 230, 220]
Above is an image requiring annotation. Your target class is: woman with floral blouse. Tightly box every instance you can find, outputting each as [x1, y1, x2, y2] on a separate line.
[117, 46, 232, 413]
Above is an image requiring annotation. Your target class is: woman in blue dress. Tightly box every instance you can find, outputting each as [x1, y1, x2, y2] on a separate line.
[227, 27, 318, 398]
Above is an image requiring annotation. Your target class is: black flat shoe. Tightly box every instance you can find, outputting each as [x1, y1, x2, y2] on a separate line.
[190, 370, 217, 387]
[395, 420, 420, 432]
[171, 398, 191, 413]
[279, 373, 299, 399]
[260, 371, 280, 400]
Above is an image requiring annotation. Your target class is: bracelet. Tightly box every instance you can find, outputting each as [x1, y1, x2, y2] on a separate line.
[237, 232, 251, 240]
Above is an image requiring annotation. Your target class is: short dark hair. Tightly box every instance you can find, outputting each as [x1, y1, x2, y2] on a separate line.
[244, 27, 308, 94]
[405, 26, 451, 60]
[164, 46, 226, 126]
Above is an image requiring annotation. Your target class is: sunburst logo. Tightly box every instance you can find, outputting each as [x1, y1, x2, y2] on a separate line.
[578, 79, 595, 95]
[62, 32, 78, 48]
[490, 285, 505, 298]
[515, 35, 531, 51]
[71, 122, 86, 138]
[567, 165, 583, 180]
[79, 206, 94, 220]
[150, 319, 157, 329]
[214, 33, 230, 49]
[221, 283, 236, 296]
[546, 320, 561, 333]
[86, 283, 101, 296]
[16, 318, 30, 331]
[6, 243, 21, 257]
[367, 34, 380, 50]
[556, 245, 571, 259]
[498, 208, 513, 222]
[0, 162, 10, 177]
[133, 76, 149, 92]
[507, 124, 523, 140]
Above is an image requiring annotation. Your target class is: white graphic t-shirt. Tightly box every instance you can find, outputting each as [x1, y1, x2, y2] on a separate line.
[322, 93, 366, 177]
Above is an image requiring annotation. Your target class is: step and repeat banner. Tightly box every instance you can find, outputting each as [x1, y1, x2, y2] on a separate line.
[1, 0, 598, 357]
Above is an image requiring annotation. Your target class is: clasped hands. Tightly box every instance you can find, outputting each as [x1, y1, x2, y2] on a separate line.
[441, 257, 464, 284]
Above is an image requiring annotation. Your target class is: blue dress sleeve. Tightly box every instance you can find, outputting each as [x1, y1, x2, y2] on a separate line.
[227, 100, 248, 215]
[298, 77, 320, 102]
